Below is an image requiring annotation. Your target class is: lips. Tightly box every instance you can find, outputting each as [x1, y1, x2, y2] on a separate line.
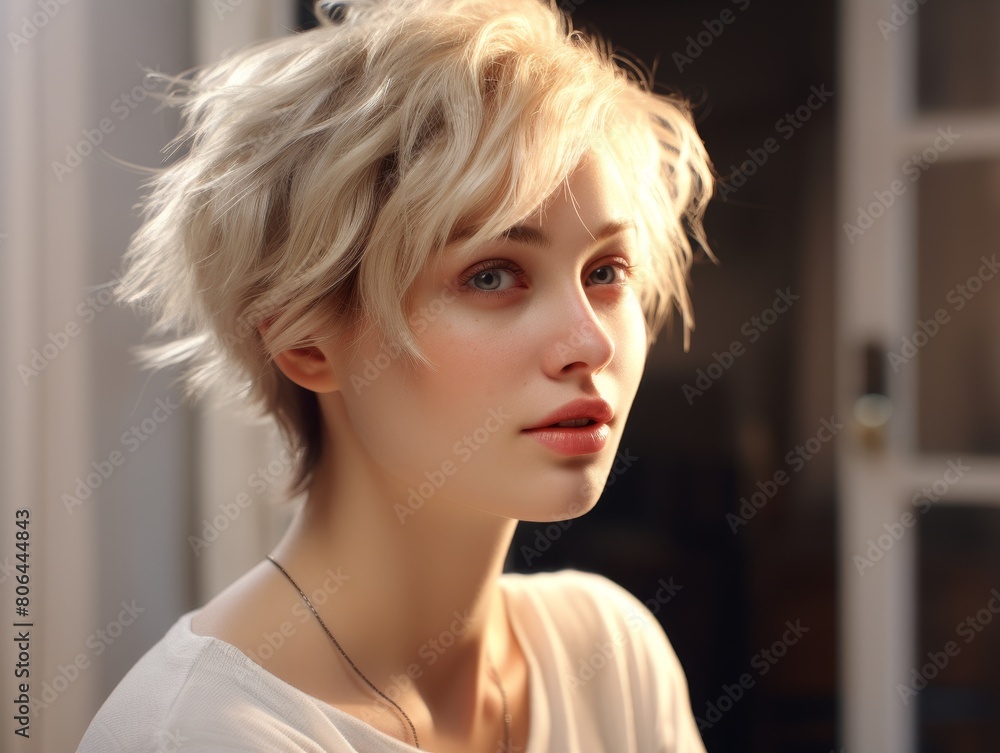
[523, 398, 614, 431]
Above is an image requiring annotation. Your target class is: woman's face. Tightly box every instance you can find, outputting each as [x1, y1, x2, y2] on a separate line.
[325, 150, 650, 523]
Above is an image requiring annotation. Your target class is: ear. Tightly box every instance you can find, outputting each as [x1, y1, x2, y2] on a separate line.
[258, 321, 342, 394]
[272, 345, 341, 393]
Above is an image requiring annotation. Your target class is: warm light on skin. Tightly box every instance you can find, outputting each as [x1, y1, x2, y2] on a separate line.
[308, 148, 650, 525]
[253, 149, 652, 742]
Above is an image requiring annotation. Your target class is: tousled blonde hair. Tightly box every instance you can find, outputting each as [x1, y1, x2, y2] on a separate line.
[118, 0, 715, 496]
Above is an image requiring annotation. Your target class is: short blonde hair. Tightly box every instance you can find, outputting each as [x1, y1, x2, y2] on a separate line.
[118, 0, 715, 496]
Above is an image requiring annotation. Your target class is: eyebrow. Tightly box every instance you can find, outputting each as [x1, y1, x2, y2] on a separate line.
[498, 219, 635, 248]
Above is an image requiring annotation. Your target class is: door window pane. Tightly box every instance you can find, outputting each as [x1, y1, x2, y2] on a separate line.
[915, 159, 1000, 455]
[918, 1, 1000, 111]
[917, 505, 1000, 752]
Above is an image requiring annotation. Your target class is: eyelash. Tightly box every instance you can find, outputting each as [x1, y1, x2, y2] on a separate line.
[457, 257, 636, 298]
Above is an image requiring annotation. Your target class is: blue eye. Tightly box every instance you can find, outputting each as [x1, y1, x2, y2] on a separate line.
[588, 264, 620, 285]
[458, 257, 632, 298]
[460, 260, 523, 295]
[587, 260, 635, 286]
[467, 267, 518, 292]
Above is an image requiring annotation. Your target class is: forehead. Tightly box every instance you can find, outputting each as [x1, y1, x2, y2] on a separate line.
[443, 151, 636, 261]
[525, 149, 632, 231]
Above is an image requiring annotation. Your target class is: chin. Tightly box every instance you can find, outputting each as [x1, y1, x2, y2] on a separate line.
[508, 473, 607, 524]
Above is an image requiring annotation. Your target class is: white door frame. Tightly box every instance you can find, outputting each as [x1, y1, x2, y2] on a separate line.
[837, 1, 1000, 750]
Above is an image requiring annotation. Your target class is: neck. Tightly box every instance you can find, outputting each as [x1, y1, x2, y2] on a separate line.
[268, 416, 519, 722]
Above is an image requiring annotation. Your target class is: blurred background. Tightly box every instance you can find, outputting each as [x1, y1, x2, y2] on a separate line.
[2, 0, 999, 751]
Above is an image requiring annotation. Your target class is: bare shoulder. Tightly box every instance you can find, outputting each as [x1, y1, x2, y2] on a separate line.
[189, 559, 290, 648]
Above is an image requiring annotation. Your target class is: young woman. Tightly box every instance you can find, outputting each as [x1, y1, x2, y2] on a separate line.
[76, 0, 714, 750]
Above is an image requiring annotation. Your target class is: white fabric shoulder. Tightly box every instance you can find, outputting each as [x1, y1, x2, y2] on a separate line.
[75, 568, 705, 753]
[74, 611, 359, 753]
[503, 569, 706, 753]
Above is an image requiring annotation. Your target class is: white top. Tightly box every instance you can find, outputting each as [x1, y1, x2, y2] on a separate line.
[75, 568, 706, 753]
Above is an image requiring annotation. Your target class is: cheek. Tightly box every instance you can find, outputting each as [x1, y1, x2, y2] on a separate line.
[332, 291, 647, 517]
[610, 293, 649, 389]
[337, 314, 523, 482]
[413, 305, 532, 400]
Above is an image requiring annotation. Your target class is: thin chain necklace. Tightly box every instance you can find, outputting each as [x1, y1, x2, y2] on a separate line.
[266, 555, 511, 751]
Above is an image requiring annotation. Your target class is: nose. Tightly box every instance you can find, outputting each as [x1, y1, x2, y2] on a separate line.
[540, 285, 616, 378]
